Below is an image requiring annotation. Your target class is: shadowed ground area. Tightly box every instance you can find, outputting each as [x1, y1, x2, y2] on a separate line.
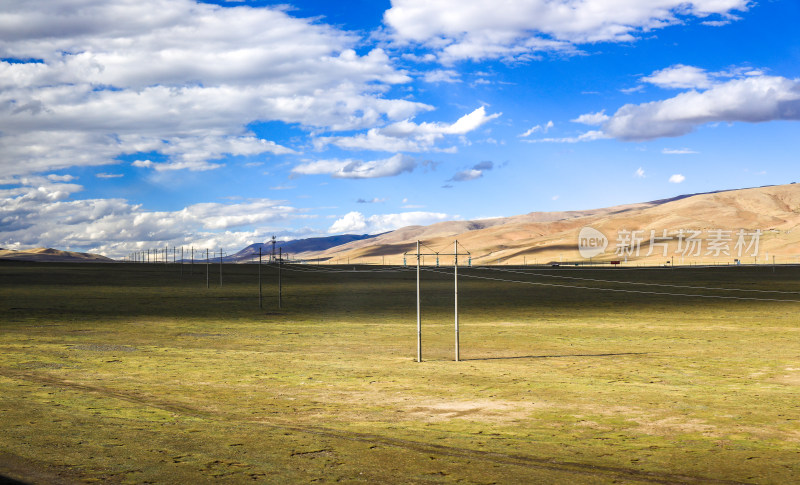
[1, 261, 799, 483]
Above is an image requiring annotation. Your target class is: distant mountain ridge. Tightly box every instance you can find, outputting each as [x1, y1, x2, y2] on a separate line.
[224, 234, 377, 262]
[0, 247, 114, 263]
[293, 183, 800, 265]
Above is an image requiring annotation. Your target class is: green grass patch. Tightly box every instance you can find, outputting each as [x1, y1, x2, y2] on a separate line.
[1, 262, 799, 483]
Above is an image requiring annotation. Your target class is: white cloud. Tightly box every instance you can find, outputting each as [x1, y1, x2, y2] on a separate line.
[47, 174, 77, 182]
[384, 0, 749, 63]
[642, 64, 713, 89]
[450, 169, 483, 182]
[669, 174, 686, 183]
[0, 177, 301, 257]
[662, 148, 698, 154]
[525, 130, 610, 143]
[634, 167, 645, 178]
[620, 85, 645, 94]
[519, 121, 553, 137]
[96, 173, 124, 178]
[0, 0, 431, 177]
[328, 211, 450, 234]
[423, 69, 461, 83]
[603, 75, 800, 141]
[316, 106, 501, 152]
[292, 154, 417, 179]
[571, 111, 609, 126]
[701, 19, 733, 26]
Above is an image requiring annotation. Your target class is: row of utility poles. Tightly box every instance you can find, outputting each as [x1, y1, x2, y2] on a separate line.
[127, 239, 285, 308]
[127, 238, 472, 363]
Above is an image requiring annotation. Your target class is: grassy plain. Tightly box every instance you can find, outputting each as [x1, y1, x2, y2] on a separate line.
[0, 261, 799, 484]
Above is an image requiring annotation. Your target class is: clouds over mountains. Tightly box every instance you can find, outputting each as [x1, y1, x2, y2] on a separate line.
[1, 1, 797, 258]
[0, 175, 298, 255]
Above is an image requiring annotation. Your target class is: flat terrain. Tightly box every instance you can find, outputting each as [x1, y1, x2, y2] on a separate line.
[1, 262, 799, 483]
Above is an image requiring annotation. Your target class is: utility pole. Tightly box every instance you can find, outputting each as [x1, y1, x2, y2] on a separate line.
[278, 247, 282, 309]
[206, 248, 209, 289]
[454, 239, 459, 362]
[416, 240, 421, 363]
[258, 247, 262, 309]
[271, 235, 276, 263]
[219, 249, 223, 287]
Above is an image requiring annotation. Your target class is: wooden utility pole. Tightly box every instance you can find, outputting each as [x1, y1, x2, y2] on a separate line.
[454, 239, 459, 362]
[258, 247, 262, 309]
[416, 240, 421, 363]
[278, 247, 282, 309]
[219, 249, 223, 287]
[206, 248, 209, 289]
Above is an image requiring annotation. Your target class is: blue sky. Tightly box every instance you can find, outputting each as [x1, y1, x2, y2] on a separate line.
[1, 0, 799, 257]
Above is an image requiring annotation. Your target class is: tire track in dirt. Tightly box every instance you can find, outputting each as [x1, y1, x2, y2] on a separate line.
[0, 368, 751, 485]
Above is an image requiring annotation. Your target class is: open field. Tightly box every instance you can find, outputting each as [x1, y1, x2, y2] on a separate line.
[1, 261, 799, 483]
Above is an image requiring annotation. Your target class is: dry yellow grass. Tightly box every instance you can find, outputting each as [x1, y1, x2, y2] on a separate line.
[303, 184, 800, 266]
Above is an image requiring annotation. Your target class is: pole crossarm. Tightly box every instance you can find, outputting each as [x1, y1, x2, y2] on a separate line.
[403, 251, 470, 257]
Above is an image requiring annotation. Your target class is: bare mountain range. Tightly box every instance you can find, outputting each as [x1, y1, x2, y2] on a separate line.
[296, 183, 800, 265]
[0, 247, 114, 263]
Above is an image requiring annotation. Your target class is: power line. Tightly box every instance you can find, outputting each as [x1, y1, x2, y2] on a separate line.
[422, 267, 800, 303]
[474, 266, 800, 295]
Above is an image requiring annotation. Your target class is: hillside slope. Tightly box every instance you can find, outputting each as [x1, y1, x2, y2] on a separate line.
[299, 184, 800, 265]
[0, 248, 115, 263]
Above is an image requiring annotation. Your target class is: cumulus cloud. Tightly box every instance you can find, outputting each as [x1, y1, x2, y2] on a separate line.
[571, 111, 609, 126]
[328, 211, 450, 234]
[669, 174, 686, 183]
[315, 106, 501, 152]
[292, 154, 417, 179]
[384, 0, 749, 63]
[641, 64, 713, 89]
[603, 75, 800, 141]
[0, 0, 430, 177]
[634, 167, 645, 178]
[0, 177, 301, 257]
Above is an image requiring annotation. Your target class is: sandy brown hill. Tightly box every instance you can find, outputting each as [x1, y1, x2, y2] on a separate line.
[299, 184, 800, 266]
[0, 248, 114, 263]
